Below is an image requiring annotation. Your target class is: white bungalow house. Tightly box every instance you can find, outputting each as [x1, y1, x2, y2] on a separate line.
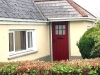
[0, 0, 96, 61]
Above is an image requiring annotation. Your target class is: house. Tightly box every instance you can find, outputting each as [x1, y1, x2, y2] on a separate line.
[0, 0, 96, 62]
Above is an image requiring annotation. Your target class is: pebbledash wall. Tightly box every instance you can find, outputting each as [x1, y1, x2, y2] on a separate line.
[69, 21, 93, 59]
[0, 23, 50, 62]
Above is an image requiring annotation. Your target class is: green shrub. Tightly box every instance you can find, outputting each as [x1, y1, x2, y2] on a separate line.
[0, 62, 18, 75]
[77, 25, 100, 59]
[0, 58, 100, 75]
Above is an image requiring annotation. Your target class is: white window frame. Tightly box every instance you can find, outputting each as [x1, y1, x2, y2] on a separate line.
[26, 30, 33, 49]
[9, 31, 15, 53]
[9, 29, 37, 58]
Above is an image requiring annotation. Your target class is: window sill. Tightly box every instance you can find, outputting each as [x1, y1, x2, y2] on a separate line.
[8, 50, 38, 60]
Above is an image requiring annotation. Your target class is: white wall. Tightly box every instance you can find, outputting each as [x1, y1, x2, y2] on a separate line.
[69, 21, 93, 57]
[0, 24, 50, 62]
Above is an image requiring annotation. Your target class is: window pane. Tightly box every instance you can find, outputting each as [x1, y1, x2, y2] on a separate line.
[55, 25, 58, 29]
[63, 25, 65, 29]
[28, 32, 33, 48]
[63, 30, 66, 35]
[55, 29, 58, 35]
[20, 31, 26, 50]
[59, 25, 62, 29]
[9, 33, 14, 52]
[59, 30, 62, 35]
[15, 31, 26, 51]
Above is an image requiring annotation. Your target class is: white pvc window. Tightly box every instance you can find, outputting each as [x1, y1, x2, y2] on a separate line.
[9, 30, 37, 56]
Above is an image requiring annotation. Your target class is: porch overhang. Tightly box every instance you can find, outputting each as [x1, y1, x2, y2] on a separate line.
[48, 17, 97, 22]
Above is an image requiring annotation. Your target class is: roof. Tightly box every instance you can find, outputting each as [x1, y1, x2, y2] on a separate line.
[0, 0, 44, 20]
[35, 0, 96, 19]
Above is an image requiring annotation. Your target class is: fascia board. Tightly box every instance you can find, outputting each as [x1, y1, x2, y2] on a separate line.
[48, 17, 97, 22]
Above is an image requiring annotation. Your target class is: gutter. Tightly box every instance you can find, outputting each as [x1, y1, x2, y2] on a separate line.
[0, 17, 96, 25]
[48, 17, 97, 22]
[0, 18, 49, 25]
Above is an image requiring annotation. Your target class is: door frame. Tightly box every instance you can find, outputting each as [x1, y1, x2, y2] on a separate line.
[50, 21, 70, 61]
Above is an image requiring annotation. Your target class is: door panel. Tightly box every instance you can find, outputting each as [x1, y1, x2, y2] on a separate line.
[52, 22, 69, 61]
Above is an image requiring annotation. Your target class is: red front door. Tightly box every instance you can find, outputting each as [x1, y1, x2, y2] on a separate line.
[52, 22, 69, 61]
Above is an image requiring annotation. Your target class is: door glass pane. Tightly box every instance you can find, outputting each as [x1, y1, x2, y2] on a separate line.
[55, 25, 58, 29]
[9, 33, 14, 52]
[59, 30, 62, 35]
[28, 32, 33, 48]
[63, 30, 66, 35]
[56, 30, 58, 35]
[63, 25, 65, 29]
[55, 25, 66, 35]
[59, 25, 62, 29]
[15, 31, 26, 51]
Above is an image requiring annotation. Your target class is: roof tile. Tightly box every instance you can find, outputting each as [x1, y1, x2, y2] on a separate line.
[35, 0, 96, 18]
[67, 0, 88, 17]
[0, 0, 44, 20]
[36, 0, 82, 18]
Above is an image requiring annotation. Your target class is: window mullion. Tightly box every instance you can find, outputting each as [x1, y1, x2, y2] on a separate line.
[29, 32, 31, 47]
[13, 31, 15, 52]
[26, 31, 28, 49]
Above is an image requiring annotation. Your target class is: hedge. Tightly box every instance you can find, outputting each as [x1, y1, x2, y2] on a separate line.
[0, 58, 100, 75]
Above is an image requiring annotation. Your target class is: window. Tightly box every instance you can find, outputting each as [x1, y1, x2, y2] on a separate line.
[55, 25, 66, 35]
[9, 30, 37, 58]
[87, 26, 91, 30]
